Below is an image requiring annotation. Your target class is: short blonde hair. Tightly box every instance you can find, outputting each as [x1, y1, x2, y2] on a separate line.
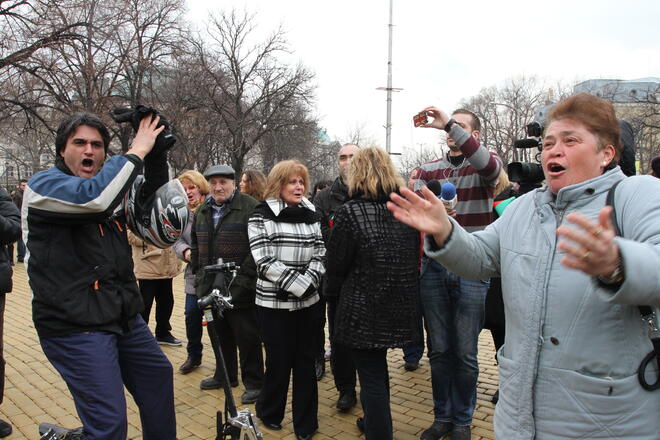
[347, 147, 404, 198]
[177, 170, 210, 195]
[264, 160, 310, 200]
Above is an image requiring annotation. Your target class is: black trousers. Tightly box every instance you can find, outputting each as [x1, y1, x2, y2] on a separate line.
[210, 307, 264, 391]
[138, 278, 174, 338]
[256, 303, 319, 436]
[352, 348, 392, 440]
[327, 297, 357, 393]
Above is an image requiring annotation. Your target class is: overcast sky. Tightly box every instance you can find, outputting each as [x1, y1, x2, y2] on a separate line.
[186, 0, 660, 156]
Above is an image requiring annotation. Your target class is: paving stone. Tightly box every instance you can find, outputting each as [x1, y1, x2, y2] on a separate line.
[0, 266, 497, 439]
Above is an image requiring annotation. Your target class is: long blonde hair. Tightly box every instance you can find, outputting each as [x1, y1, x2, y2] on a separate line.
[264, 160, 310, 200]
[347, 147, 404, 198]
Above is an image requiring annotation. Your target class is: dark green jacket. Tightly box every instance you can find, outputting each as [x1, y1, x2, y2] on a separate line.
[191, 190, 258, 308]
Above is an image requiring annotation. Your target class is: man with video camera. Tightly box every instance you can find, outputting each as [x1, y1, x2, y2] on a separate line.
[24, 110, 184, 440]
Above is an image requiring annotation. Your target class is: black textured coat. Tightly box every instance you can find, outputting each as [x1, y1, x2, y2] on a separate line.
[325, 194, 421, 349]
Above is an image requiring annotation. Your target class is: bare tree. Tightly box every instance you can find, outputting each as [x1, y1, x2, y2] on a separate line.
[398, 143, 443, 178]
[0, 0, 190, 179]
[191, 9, 317, 175]
[110, 0, 187, 150]
[342, 122, 379, 148]
[0, 0, 87, 71]
[459, 76, 555, 167]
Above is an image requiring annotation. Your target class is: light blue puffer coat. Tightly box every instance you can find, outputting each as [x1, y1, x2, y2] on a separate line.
[426, 167, 660, 439]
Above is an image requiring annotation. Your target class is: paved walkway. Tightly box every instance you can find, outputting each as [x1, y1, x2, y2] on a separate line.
[0, 264, 498, 439]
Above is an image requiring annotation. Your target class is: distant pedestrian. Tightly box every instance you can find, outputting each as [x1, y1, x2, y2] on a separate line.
[8, 179, 26, 264]
[313, 143, 360, 412]
[191, 164, 264, 404]
[240, 169, 267, 201]
[325, 147, 420, 440]
[128, 232, 182, 346]
[174, 170, 209, 375]
[0, 186, 21, 438]
[249, 160, 325, 439]
[650, 155, 660, 178]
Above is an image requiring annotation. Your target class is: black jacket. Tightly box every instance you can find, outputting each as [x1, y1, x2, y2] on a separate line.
[325, 194, 421, 349]
[0, 188, 21, 294]
[26, 155, 156, 338]
[312, 176, 349, 244]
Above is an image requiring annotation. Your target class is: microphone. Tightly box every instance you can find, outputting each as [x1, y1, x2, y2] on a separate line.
[426, 180, 457, 210]
[440, 182, 457, 210]
[514, 138, 541, 149]
[426, 179, 442, 196]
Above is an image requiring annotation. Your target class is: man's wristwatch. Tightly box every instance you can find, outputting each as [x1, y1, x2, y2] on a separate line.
[444, 118, 458, 133]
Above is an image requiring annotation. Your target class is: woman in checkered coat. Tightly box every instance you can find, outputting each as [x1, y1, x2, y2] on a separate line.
[247, 160, 325, 440]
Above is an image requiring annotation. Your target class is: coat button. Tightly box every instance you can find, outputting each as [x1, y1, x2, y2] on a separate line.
[550, 337, 559, 345]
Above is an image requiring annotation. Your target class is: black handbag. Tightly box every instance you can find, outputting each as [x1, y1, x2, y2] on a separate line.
[607, 180, 660, 391]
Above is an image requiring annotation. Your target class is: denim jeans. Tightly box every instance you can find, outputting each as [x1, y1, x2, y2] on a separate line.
[184, 293, 203, 360]
[420, 257, 488, 426]
[41, 316, 176, 440]
[351, 348, 392, 440]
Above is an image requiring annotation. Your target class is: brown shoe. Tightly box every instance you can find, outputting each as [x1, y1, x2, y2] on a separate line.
[179, 357, 201, 374]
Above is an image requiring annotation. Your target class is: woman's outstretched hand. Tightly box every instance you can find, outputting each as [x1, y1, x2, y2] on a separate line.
[387, 186, 453, 247]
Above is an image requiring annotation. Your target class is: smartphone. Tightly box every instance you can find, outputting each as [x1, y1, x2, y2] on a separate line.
[413, 111, 428, 127]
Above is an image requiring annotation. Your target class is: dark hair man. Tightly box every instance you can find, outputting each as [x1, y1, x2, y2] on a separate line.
[24, 112, 179, 440]
[0, 186, 21, 438]
[313, 143, 360, 411]
[190, 164, 264, 405]
[414, 107, 502, 440]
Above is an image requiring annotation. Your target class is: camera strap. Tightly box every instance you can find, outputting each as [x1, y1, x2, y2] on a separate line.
[606, 180, 660, 391]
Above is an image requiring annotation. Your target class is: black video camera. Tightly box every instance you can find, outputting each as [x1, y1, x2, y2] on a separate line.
[111, 105, 176, 155]
[508, 121, 545, 185]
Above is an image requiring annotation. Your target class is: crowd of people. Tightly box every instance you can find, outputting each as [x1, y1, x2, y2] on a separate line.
[0, 92, 657, 440]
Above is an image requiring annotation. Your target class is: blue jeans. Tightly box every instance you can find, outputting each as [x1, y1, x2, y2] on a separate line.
[184, 293, 203, 360]
[40, 316, 176, 440]
[420, 258, 488, 426]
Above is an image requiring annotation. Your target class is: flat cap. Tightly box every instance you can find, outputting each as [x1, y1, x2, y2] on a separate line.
[203, 164, 235, 180]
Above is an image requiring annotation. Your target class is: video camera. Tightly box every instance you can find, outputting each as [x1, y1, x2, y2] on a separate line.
[507, 119, 547, 189]
[111, 105, 176, 155]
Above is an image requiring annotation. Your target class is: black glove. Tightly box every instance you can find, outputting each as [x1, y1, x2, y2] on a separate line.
[111, 105, 176, 155]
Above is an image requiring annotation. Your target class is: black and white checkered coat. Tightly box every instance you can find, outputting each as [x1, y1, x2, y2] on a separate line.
[248, 197, 326, 310]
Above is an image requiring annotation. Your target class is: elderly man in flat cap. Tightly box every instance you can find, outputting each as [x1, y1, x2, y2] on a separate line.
[190, 164, 264, 404]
